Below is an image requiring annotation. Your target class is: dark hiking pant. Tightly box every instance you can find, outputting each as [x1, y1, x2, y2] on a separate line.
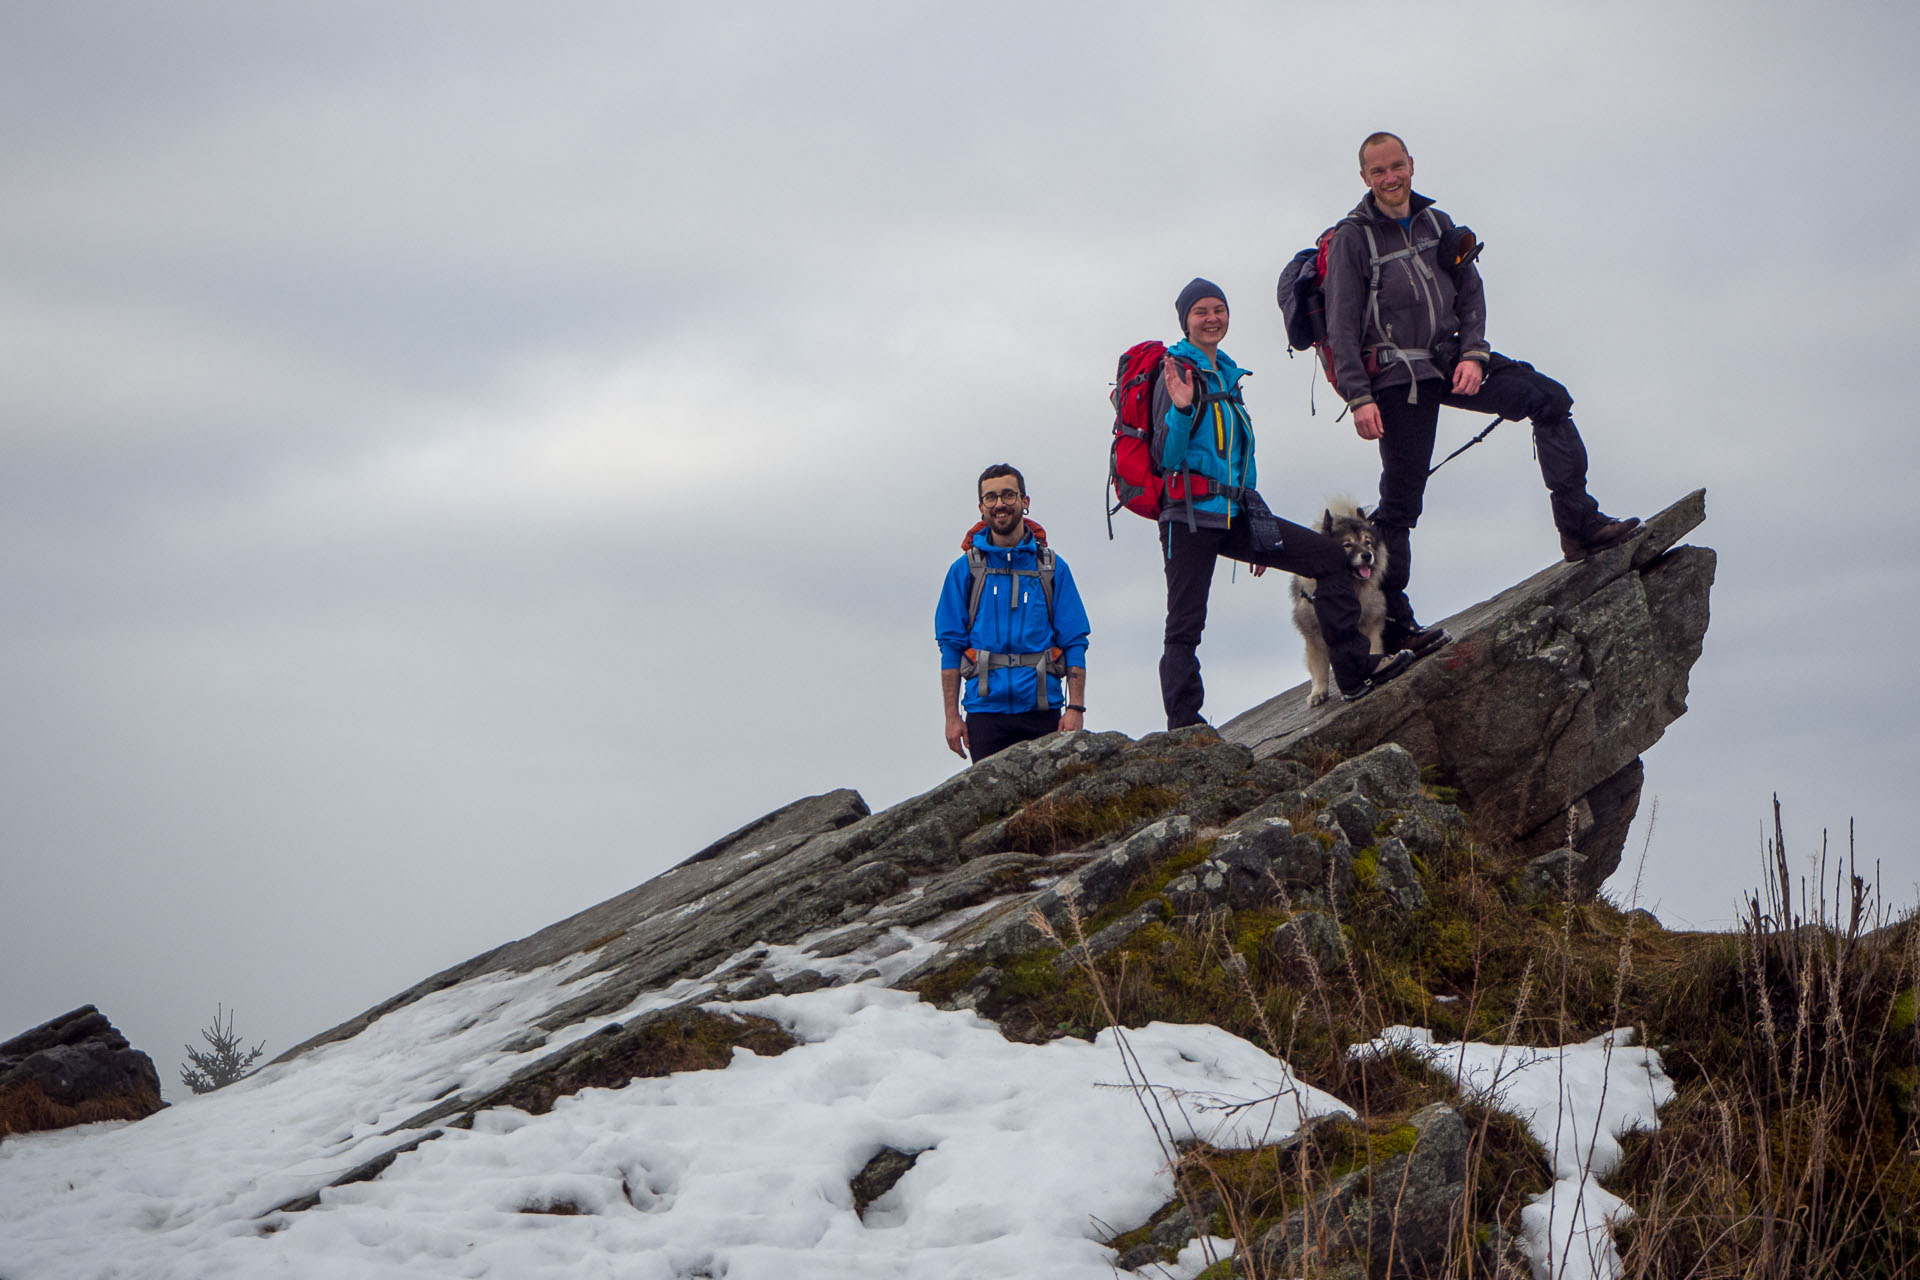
[1159, 509, 1372, 730]
[1371, 354, 1604, 633]
[966, 709, 1062, 762]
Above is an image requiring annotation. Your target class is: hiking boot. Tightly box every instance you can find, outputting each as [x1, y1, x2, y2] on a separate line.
[1559, 517, 1642, 562]
[1383, 622, 1452, 658]
[1341, 649, 1415, 702]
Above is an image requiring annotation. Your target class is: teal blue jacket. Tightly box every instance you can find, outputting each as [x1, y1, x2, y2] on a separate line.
[1151, 340, 1255, 527]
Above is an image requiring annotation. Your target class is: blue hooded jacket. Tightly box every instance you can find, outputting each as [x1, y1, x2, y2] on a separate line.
[1152, 340, 1256, 526]
[935, 529, 1091, 715]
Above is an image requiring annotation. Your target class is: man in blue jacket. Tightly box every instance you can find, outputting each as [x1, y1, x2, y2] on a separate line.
[936, 465, 1090, 763]
[1154, 278, 1413, 729]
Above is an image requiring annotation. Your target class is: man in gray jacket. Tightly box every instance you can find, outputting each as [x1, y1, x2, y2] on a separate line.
[1323, 130, 1638, 656]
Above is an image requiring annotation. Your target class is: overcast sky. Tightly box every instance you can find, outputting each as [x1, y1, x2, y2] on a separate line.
[4, 1, 1914, 1096]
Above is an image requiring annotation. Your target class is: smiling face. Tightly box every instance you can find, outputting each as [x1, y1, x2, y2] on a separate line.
[978, 473, 1028, 539]
[1183, 297, 1229, 353]
[1360, 137, 1415, 218]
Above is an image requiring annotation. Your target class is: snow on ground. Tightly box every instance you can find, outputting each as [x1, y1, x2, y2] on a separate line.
[1359, 1026, 1677, 1280]
[0, 931, 1345, 1280]
[0, 918, 1672, 1280]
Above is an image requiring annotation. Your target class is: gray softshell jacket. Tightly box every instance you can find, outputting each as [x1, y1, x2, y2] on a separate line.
[1323, 192, 1488, 410]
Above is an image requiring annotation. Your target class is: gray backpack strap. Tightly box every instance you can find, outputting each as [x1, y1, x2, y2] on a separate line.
[968, 544, 1054, 629]
[964, 543, 1058, 709]
[965, 547, 988, 629]
[1361, 220, 1438, 405]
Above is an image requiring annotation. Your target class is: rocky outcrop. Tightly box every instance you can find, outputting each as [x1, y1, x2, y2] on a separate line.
[1253, 1103, 1471, 1279]
[907, 741, 1464, 1032]
[1223, 489, 1712, 891]
[0, 1006, 163, 1138]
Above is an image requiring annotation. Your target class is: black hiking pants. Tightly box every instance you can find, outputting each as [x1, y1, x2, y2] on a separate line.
[965, 709, 1062, 763]
[1371, 354, 1604, 633]
[1159, 507, 1372, 730]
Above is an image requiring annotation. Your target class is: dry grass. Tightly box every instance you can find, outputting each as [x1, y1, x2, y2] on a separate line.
[1002, 784, 1182, 855]
[1608, 802, 1920, 1278]
[0, 1082, 164, 1138]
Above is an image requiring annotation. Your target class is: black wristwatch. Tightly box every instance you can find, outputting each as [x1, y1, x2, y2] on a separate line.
[1065, 704, 1086, 713]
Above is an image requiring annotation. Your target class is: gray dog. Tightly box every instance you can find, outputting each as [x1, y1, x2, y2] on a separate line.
[1290, 500, 1390, 706]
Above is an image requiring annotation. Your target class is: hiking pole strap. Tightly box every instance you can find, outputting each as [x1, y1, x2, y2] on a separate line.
[1427, 414, 1507, 477]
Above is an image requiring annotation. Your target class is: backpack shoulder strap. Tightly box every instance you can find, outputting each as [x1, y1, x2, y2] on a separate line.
[965, 542, 1056, 634]
[965, 547, 987, 630]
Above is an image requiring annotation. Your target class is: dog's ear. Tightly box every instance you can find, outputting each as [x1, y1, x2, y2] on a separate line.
[1357, 503, 1372, 522]
[1321, 509, 1334, 534]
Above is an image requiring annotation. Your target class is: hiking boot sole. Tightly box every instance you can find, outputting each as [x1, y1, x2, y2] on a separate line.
[1396, 627, 1452, 658]
[1341, 648, 1416, 702]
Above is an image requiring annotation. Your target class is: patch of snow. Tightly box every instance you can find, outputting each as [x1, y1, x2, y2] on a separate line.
[0, 982, 1348, 1280]
[0, 919, 1673, 1280]
[1356, 1025, 1675, 1280]
[1162, 1233, 1235, 1278]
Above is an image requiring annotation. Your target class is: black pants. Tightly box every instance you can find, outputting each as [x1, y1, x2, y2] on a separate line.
[966, 709, 1062, 762]
[1372, 354, 1603, 632]
[1159, 510, 1372, 729]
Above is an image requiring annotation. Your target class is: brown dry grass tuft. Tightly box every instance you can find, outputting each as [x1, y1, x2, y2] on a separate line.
[0, 1082, 164, 1138]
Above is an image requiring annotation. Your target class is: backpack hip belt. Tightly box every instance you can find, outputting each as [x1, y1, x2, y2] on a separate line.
[1369, 343, 1434, 403]
[960, 647, 1067, 709]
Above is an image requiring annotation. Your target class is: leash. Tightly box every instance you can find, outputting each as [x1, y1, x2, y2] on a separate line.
[1427, 413, 1505, 477]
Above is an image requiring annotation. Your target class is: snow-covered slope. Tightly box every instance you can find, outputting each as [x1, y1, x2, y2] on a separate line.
[0, 923, 1354, 1280]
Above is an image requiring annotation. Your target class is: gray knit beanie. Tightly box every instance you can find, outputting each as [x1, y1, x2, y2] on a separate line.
[1175, 278, 1228, 334]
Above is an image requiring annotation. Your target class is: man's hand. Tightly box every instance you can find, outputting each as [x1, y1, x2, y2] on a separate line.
[1249, 563, 1267, 578]
[1353, 403, 1384, 441]
[1451, 359, 1483, 397]
[940, 669, 968, 758]
[1058, 708, 1084, 733]
[1165, 359, 1195, 410]
[944, 711, 970, 759]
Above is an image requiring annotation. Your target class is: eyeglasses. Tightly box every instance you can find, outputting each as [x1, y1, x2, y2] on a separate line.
[979, 489, 1024, 507]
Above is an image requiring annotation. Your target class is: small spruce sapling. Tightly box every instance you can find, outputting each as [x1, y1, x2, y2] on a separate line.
[179, 1004, 265, 1094]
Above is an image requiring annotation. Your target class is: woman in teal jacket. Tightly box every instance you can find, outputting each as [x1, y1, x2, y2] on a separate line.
[1150, 279, 1412, 728]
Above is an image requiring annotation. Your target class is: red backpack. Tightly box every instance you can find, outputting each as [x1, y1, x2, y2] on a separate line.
[1106, 341, 1214, 535]
[1276, 222, 1355, 395]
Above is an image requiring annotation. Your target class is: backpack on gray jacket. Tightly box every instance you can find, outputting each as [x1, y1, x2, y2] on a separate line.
[1277, 211, 1481, 399]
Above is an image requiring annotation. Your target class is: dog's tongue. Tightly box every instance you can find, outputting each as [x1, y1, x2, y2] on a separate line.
[1357, 565, 1373, 579]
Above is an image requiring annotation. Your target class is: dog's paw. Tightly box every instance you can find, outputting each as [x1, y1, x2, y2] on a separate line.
[1307, 689, 1332, 707]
